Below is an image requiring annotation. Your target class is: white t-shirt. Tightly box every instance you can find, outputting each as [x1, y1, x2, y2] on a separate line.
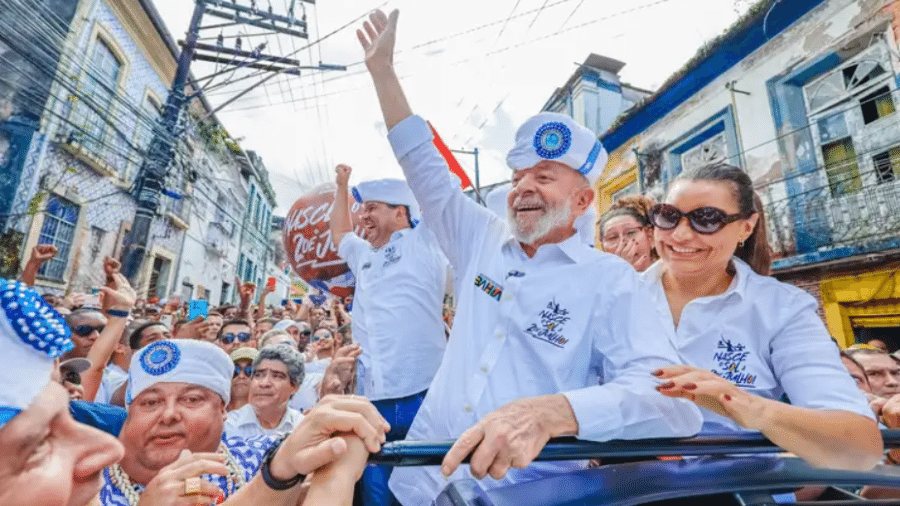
[641, 258, 874, 431]
[95, 363, 127, 404]
[338, 225, 448, 401]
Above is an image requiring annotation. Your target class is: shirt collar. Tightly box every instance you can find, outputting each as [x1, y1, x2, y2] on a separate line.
[371, 227, 410, 251]
[504, 231, 588, 264]
[239, 404, 300, 430]
[643, 256, 747, 302]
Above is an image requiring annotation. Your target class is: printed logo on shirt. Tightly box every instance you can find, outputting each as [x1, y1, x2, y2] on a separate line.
[474, 273, 503, 301]
[361, 262, 371, 270]
[383, 245, 401, 267]
[525, 299, 570, 348]
[712, 338, 756, 387]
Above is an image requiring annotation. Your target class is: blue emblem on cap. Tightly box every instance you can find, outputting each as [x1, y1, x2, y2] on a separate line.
[533, 122, 572, 160]
[139, 341, 180, 376]
[0, 279, 72, 358]
[351, 187, 363, 204]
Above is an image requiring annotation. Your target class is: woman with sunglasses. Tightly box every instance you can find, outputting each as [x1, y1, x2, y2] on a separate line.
[598, 195, 657, 272]
[648, 162, 881, 470]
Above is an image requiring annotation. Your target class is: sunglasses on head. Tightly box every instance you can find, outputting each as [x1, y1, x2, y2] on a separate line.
[649, 203, 748, 235]
[72, 324, 105, 337]
[233, 365, 253, 378]
[221, 332, 251, 344]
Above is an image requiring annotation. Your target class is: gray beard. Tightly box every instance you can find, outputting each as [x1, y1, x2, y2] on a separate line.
[508, 197, 572, 245]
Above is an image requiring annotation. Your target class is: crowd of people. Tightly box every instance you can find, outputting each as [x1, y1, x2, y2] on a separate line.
[0, 7, 895, 506]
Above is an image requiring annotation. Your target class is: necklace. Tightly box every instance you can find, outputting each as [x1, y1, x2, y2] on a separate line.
[108, 442, 246, 505]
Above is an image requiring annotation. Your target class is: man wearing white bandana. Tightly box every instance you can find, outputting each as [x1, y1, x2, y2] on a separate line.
[100, 338, 390, 506]
[330, 165, 448, 505]
[356, 10, 703, 505]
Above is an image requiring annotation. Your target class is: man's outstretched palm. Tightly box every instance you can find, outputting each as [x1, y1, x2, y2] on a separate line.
[356, 9, 399, 70]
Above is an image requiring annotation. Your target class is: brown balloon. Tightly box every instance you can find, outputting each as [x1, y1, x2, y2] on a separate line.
[282, 183, 364, 294]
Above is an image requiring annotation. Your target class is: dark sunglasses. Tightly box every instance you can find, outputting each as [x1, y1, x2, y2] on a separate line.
[233, 365, 253, 378]
[221, 332, 251, 344]
[649, 203, 748, 235]
[299, 330, 312, 337]
[72, 324, 105, 337]
[62, 370, 81, 385]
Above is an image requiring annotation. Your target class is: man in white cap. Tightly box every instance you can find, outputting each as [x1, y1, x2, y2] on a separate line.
[356, 10, 703, 505]
[331, 164, 449, 505]
[100, 338, 391, 505]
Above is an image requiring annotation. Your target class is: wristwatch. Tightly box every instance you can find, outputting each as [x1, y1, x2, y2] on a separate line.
[260, 434, 305, 490]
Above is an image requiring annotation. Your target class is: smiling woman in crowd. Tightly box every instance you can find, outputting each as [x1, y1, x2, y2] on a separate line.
[649, 162, 882, 470]
[598, 195, 657, 272]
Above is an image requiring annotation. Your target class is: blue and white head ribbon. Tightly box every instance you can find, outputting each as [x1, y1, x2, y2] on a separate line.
[126, 339, 232, 407]
[506, 112, 608, 184]
[0, 279, 72, 429]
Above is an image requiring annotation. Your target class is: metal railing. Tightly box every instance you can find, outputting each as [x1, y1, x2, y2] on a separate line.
[371, 430, 900, 466]
[757, 167, 900, 260]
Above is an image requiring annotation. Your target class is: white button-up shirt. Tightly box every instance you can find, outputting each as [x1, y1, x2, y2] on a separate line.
[338, 226, 448, 400]
[386, 116, 702, 506]
[642, 258, 874, 431]
[224, 404, 303, 439]
[95, 363, 127, 404]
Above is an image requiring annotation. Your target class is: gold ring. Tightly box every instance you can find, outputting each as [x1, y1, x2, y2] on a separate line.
[184, 476, 203, 495]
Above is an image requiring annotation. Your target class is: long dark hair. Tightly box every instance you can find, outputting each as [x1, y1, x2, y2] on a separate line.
[674, 163, 772, 275]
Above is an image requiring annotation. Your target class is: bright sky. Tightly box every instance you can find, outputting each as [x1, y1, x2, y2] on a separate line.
[152, 0, 753, 214]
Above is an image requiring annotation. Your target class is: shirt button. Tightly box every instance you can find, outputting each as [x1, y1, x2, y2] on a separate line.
[480, 364, 488, 373]
[464, 405, 472, 412]
[496, 331, 503, 340]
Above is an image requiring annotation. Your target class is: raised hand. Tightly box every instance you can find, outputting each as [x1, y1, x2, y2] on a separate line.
[356, 9, 399, 72]
[239, 282, 256, 300]
[30, 244, 58, 263]
[335, 164, 352, 187]
[103, 256, 121, 281]
[320, 344, 362, 396]
[99, 271, 137, 313]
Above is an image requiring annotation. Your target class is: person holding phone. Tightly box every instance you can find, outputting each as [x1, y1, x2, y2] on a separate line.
[330, 163, 450, 505]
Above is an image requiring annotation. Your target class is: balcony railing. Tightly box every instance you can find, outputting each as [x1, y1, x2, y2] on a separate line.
[162, 194, 191, 229]
[758, 166, 900, 267]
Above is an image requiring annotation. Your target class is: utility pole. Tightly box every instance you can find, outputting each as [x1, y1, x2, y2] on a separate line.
[121, 0, 340, 286]
[450, 147, 482, 204]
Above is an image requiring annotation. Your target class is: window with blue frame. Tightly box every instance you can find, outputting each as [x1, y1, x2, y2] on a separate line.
[37, 196, 79, 281]
[663, 107, 741, 186]
[802, 40, 898, 197]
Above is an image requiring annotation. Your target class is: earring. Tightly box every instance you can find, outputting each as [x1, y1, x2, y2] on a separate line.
[738, 240, 745, 248]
